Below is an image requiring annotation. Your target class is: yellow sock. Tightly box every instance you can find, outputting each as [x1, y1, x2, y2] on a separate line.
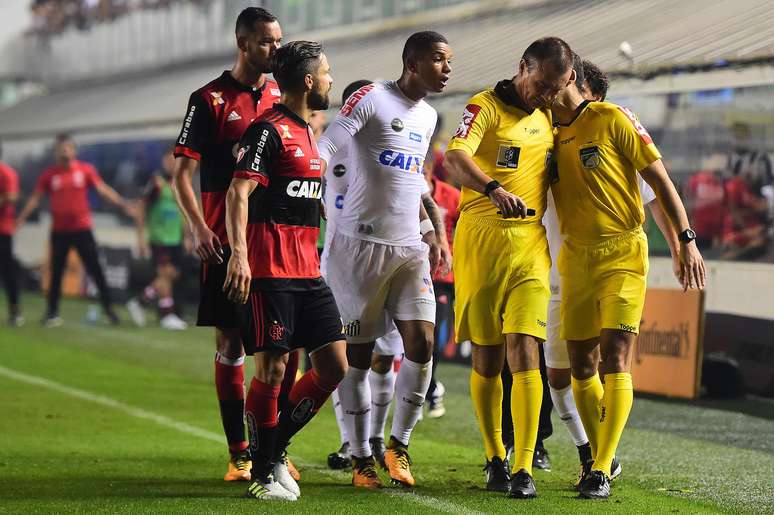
[594, 373, 633, 476]
[469, 370, 506, 460]
[510, 369, 543, 475]
[571, 374, 604, 459]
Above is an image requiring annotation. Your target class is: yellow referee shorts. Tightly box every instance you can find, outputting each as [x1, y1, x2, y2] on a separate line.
[454, 213, 550, 345]
[558, 228, 649, 341]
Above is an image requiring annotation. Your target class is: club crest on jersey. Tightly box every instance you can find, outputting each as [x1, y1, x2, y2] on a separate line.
[378, 150, 424, 173]
[210, 91, 225, 106]
[454, 104, 482, 139]
[332, 164, 347, 177]
[580, 146, 601, 169]
[496, 145, 520, 169]
[391, 118, 404, 132]
[286, 180, 322, 199]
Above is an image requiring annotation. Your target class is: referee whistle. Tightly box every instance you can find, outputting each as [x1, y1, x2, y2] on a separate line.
[497, 208, 536, 218]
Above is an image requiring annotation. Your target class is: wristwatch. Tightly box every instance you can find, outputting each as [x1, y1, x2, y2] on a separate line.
[678, 228, 697, 243]
[484, 180, 501, 197]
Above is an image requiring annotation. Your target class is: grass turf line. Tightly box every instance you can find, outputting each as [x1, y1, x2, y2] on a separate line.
[0, 294, 772, 513]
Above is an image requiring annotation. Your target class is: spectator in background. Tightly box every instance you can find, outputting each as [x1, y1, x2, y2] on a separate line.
[686, 169, 726, 249]
[127, 146, 188, 330]
[423, 150, 460, 419]
[0, 140, 24, 326]
[722, 165, 768, 259]
[15, 133, 134, 327]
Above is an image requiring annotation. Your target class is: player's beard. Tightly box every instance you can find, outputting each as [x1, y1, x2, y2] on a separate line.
[308, 83, 330, 111]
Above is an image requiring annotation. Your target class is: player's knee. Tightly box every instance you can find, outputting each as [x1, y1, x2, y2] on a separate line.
[215, 328, 244, 359]
[406, 329, 433, 363]
[254, 353, 286, 385]
[371, 354, 393, 374]
[547, 367, 571, 389]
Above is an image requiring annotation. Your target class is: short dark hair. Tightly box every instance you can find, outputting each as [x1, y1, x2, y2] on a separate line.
[402, 31, 448, 65]
[521, 37, 574, 75]
[572, 52, 585, 91]
[235, 7, 277, 36]
[342, 80, 372, 105]
[271, 41, 324, 93]
[582, 60, 609, 101]
[55, 133, 73, 145]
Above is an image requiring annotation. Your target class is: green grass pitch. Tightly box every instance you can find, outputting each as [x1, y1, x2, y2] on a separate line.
[1, 294, 773, 514]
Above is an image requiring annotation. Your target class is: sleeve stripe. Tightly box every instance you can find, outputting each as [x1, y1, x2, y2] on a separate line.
[174, 145, 201, 161]
[234, 171, 269, 187]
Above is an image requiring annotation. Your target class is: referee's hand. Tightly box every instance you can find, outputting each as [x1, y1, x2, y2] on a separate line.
[193, 223, 224, 264]
[678, 241, 706, 292]
[488, 187, 527, 219]
[223, 253, 251, 304]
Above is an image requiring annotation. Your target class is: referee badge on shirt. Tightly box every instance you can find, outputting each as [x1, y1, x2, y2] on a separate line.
[496, 144, 520, 169]
[580, 146, 601, 169]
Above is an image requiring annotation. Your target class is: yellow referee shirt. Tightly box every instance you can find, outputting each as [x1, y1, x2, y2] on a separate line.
[551, 101, 662, 243]
[447, 80, 554, 220]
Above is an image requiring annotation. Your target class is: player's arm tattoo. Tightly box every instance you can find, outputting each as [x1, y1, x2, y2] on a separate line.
[422, 192, 447, 243]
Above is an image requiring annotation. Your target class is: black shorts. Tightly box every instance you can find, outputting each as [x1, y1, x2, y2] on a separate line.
[240, 284, 344, 355]
[151, 244, 183, 268]
[197, 245, 240, 328]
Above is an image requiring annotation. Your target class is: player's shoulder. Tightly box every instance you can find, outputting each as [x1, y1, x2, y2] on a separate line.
[466, 88, 498, 109]
[338, 82, 379, 117]
[588, 101, 636, 121]
[73, 159, 96, 172]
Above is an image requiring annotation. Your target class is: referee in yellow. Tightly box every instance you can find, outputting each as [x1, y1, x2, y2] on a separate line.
[444, 37, 574, 499]
[550, 57, 706, 499]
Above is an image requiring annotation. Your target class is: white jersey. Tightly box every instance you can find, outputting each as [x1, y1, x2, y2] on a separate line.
[545, 174, 656, 299]
[318, 80, 436, 246]
[320, 143, 354, 277]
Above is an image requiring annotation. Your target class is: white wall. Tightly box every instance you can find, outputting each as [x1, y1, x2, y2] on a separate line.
[648, 257, 774, 321]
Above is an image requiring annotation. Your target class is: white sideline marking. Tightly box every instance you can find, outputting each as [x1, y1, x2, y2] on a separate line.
[0, 365, 480, 514]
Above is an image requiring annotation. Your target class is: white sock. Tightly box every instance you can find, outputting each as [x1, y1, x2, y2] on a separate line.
[369, 368, 396, 441]
[390, 358, 432, 446]
[331, 388, 349, 445]
[550, 384, 589, 447]
[337, 366, 371, 458]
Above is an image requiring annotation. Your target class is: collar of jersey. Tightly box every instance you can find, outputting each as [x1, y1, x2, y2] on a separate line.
[273, 103, 309, 128]
[555, 99, 592, 128]
[494, 79, 533, 114]
[221, 70, 268, 94]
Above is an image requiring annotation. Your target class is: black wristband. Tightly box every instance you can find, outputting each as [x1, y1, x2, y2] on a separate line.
[484, 180, 501, 197]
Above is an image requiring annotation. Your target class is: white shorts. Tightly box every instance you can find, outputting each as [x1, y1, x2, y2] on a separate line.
[326, 231, 436, 344]
[543, 299, 570, 369]
[374, 324, 404, 356]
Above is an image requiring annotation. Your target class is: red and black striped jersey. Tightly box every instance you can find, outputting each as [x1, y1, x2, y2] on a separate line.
[174, 71, 281, 245]
[234, 104, 324, 290]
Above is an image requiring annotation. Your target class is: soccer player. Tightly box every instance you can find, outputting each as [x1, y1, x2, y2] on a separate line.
[444, 37, 575, 498]
[551, 54, 706, 500]
[423, 150, 461, 419]
[171, 7, 295, 482]
[321, 79, 408, 471]
[540, 56, 682, 488]
[16, 133, 131, 327]
[0, 140, 23, 326]
[318, 31, 453, 488]
[127, 146, 188, 330]
[224, 40, 346, 501]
